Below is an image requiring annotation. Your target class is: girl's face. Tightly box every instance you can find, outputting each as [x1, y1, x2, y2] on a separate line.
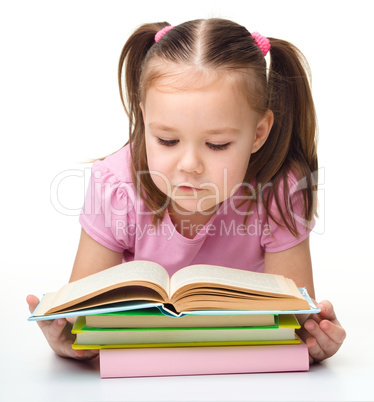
[142, 75, 272, 217]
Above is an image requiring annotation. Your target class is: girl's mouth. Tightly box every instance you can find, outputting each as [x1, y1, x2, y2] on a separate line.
[176, 185, 204, 192]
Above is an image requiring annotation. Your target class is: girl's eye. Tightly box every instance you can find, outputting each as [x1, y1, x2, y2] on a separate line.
[157, 138, 179, 147]
[207, 142, 231, 151]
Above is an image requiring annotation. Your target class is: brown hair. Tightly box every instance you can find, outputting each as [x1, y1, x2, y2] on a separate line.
[118, 18, 318, 235]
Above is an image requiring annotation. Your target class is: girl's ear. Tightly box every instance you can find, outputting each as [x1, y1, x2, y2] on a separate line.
[251, 110, 274, 153]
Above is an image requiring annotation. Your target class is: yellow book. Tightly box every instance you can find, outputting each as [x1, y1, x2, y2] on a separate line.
[72, 338, 300, 350]
[72, 314, 300, 346]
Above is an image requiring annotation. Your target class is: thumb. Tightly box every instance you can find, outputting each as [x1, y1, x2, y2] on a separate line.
[27, 294, 40, 314]
[317, 300, 336, 320]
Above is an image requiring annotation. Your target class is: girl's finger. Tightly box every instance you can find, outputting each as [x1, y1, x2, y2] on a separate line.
[319, 320, 347, 345]
[304, 319, 333, 351]
[305, 319, 344, 360]
[305, 336, 325, 363]
[44, 318, 70, 344]
[27, 295, 55, 331]
[26, 294, 40, 313]
[72, 349, 99, 360]
[317, 300, 337, 321]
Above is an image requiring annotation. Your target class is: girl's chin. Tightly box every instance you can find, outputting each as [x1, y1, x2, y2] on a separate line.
[168, 200, 221, 216]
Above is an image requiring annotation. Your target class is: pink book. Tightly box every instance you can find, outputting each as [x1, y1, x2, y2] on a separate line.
[100, 342, 309, 378]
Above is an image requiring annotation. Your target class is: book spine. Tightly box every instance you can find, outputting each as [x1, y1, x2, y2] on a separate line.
[100, 342, 309, 378]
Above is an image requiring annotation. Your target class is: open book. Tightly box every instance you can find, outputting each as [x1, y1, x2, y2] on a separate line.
[32, 261, 311, 317]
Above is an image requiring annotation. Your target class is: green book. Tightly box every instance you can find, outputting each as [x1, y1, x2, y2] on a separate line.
[84, 307, 276, 328]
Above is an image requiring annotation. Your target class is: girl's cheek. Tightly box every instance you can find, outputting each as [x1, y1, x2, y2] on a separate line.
[150, 170, 172, 194]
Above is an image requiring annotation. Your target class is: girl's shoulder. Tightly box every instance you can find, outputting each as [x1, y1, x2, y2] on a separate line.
[91, 145, 133, 184]
[80, 145, 138, 252]
[255, 168, 308, 205]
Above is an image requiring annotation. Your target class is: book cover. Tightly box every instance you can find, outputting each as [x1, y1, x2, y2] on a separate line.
[99, 340, 309, 378]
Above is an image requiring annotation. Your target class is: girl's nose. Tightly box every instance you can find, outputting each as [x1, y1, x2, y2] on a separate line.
[177, 146, 204, 175]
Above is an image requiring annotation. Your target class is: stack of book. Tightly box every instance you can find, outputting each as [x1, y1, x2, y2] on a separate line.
[29, 261, 318, 378]
[72, 308, 309, 378]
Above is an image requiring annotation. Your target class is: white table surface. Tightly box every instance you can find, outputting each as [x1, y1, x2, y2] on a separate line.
[1, 267, 373, 402]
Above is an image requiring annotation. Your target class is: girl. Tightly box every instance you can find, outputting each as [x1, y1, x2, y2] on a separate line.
[27, 18, 345, 363]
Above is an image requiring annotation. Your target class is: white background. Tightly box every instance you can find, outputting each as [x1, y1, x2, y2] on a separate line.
[1, 1, 373, 401]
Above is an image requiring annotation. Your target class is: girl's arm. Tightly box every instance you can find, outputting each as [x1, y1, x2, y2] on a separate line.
[27, 228, 123, 360]
[264, 237, 346, 363]
[69, 228, 123, 282]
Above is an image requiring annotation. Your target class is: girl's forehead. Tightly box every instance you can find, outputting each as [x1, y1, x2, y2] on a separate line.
[146, 63, 219, 90]
[142, 71, 259, 126]
[143, 61, 247, 98]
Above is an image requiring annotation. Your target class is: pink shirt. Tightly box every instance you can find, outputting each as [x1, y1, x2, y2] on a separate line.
[80, 146, 314, 276]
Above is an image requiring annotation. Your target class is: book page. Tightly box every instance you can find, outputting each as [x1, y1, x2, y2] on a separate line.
[32, 292, 58, 316]
[170, 264, 296, 297]
[49, 260, 170, 311]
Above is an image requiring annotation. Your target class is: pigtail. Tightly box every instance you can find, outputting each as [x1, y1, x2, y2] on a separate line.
[118, 22, 170, 133]
[117, 22, 172, 223]
[268, 38, 317, 171]
[249, 38, 318, 235]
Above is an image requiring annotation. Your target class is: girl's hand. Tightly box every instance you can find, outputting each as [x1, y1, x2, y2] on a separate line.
[301, 300, 346, 364]
[27, 294, 99, 360]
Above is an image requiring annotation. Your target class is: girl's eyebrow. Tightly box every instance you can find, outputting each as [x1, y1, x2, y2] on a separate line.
[148, 122, 240, 135]
[204, 128, 240, 135]
[148, 122, 176, 132]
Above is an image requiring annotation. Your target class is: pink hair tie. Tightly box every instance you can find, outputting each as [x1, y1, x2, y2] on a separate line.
[155, 26, 174, 43]
[251, 32, 271, 57]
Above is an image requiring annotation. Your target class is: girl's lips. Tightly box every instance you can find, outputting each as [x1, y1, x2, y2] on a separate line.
[176, 185, 204, 192]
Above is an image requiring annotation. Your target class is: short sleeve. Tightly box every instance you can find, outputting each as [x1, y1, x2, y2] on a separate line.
[260, 175, 315, 253]
[79, 160, 136, 252]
